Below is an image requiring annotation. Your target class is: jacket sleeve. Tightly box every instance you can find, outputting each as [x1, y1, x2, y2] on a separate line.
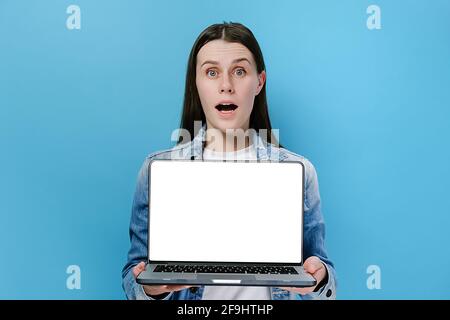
[298, 158, 337, 300]
[121, 157, 176, 300]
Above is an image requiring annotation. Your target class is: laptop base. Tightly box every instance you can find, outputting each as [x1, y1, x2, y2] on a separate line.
[136, 263, 317, 288]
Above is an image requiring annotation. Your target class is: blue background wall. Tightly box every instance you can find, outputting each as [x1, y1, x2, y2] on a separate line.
[1, 0, 449, 299]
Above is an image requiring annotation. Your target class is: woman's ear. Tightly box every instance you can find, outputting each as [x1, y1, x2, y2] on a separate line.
[255, 70, 266, 96]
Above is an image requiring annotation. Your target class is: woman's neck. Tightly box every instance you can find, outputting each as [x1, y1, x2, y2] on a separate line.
[204, 126, 252, 152]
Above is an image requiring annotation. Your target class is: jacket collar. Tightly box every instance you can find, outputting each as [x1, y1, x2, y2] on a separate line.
[190, 124, 287, 161]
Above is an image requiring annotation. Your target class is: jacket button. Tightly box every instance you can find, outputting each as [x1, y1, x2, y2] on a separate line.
[190, 287, 198, 294]
[326, 289, 332, 297]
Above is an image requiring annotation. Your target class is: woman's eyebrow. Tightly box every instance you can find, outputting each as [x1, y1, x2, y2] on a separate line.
[232, 57, 251, 65]
[200, 57, 251, 68]
[200, 60, 219, 68]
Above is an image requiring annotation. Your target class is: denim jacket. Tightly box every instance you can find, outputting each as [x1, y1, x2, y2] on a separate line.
[122, 125, 337, 300]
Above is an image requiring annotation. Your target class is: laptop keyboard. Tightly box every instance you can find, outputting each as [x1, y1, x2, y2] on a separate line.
[154, 264, 298, 274]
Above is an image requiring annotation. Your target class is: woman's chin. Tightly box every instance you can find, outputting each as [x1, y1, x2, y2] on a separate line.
[212, 124, 250, 136]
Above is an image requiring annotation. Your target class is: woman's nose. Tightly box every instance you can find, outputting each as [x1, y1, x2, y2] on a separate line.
[219, 75, 234, 94]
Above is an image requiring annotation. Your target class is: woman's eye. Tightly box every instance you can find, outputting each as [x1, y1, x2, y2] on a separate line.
[207, 70, 217, 77]
[235, 68, 246, 77]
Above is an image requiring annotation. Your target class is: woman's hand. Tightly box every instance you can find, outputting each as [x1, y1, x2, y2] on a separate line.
[132, 262, 193, 297]
[280, 256, 328, 295]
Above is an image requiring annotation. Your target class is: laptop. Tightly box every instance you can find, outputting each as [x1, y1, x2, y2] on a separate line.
[136, 159, 317, 287]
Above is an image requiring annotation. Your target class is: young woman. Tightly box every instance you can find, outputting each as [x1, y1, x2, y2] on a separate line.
[122, 22, 336, 300]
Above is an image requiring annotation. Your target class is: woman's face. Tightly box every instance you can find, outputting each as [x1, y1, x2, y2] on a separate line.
[196, 39, 266, 133]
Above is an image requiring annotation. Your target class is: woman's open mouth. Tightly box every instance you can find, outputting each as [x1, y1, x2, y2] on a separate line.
[215, 103, 238, 118]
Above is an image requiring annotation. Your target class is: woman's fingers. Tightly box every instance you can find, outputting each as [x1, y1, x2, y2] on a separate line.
[303, 256, 324, 274]
[279, 256, 327, 296]
[164, 285, 193, 292]
[132, 263, 193, 296]
[132, 262, 146, 278]
[144, 285, 193, 296]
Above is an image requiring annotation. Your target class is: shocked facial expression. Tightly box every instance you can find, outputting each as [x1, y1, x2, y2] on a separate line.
[196, 39, 266, 133]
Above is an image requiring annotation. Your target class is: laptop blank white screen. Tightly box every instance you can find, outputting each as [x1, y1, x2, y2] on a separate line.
[149, 160, 304, 264]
